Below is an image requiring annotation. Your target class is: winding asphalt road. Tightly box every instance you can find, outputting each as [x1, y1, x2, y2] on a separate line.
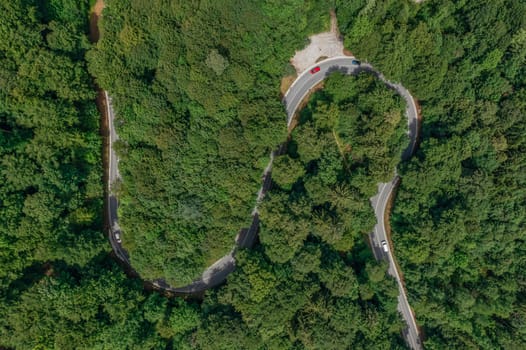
[106, 55, 421, 348]
[284, 56, 421, 349]
[105, 92, 239, 294]
[106, 92, 278, 293]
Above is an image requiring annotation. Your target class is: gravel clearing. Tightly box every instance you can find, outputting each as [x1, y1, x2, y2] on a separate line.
[290, 11, 345, 74]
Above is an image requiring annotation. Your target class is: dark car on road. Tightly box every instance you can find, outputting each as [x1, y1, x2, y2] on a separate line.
[351, 59, 361, 65]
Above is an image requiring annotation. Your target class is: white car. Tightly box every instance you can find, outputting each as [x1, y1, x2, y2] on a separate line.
[381, 240, 389, 252]
[115, 231, 122, 243]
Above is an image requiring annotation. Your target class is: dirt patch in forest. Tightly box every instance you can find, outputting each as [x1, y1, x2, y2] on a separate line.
[290, 10, 344, 74]
[43, 263, 55, 277]
[97, 91, 110, 232]
[88, 0, 110, 232]
[414, 98, 423, 153]
[89, 0, 105, 43]
[383, 177, 408, 288]
[92, 0, 105, 16]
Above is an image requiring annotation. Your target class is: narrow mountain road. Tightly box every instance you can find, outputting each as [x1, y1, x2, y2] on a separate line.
[94, 0, 422, 342]
[284, 56, 422, 349]
[105, 92, 238, 294]
[105, 90, 277, 293]
[105, 52, 422, 347]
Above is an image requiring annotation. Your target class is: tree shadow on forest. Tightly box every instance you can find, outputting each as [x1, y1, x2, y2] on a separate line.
[2, 262, 51, 301]
[2, 251, 143, 303]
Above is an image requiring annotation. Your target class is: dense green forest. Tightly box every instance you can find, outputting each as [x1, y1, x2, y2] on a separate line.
[0, 0, 104, 288]
[261, 72, 407, 260]
[87, 0, 332, 285]
[2, 0, 526, 349]
[338, 0, 526, 348]
[0, 1, 188, 348]
[0, 0, 406, 348]
[213, 72, 409, 348]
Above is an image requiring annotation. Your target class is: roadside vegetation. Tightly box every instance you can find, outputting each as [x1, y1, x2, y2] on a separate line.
[261, 72, 407, 261]
[338, 0, 526, 348]
[1, 0, 526, 349]
[86, 0, 332, 285]
[0, 0, 104, 287]
[202, 72, 409, 349]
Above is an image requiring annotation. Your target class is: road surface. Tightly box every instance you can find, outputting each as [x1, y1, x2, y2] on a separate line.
[370, 179, 421, 350]
[283, 56, 418, 160]
[106, 55, 422, 348]
[105, 91, 274, 293]
[283, 56, 421, 349]
[105, 92, 237, 293]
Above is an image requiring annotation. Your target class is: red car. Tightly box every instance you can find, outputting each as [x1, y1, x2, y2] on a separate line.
[310, 66, 321, 74]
